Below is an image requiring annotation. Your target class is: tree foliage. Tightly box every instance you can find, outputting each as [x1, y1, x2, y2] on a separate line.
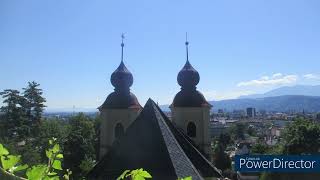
[0, 89, 29, 139]
[229, 122, 246, 140]
[0, 82, 46, 140]
[282, 118, 320, 155]
[213, 144, 231, 171]
[0, 82, 48, 167]
[218, 133, 231, 149]
[117, 168, 152, 180]
[22, 81, 46, 129]
[0, 139, 71, 180]
[250, 143, 269, 154]
[63, 113, 96, 178]
[247, 125, 256, 136]
[261, 118, 320, 180]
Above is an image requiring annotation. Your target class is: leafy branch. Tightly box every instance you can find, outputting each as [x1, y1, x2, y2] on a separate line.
[0, 138, 71, 180]
[117, 168, 152, 180]
[117, 169, 192, 180]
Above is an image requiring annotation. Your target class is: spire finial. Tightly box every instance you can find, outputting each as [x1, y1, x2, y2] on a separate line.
[185, 32, 189, 62]
[121, 33, 125, 62]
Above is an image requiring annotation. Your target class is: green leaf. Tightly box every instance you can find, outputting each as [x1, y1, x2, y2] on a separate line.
[49, 139, 53, 145]
[12, 164, 28, 173]
[52, 144, 60, 153]
[56, 153, 63, 159]
[63, 169, 72, 180]
[52, 160, 62, 170]
[48, 171, 57, 175]
[131, 169, 152, 180]
[1, 155, 20, 170]
[140, 170, 152, 178]
[0, 144, 9, 156]
[117, 170, 130, 180]
[44, 175, 59, 180]
[26, 165, 48, 180]
[179, 176, 192, 180]
[46, 150, 52, 159]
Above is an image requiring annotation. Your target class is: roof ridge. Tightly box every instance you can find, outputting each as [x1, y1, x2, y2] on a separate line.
[153, 104, 223, 178]
[149, 100, 204, 180]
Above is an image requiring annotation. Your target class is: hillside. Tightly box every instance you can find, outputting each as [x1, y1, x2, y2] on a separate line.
[210, 95, 320, 112]
[239, 85, 320, 99]
[160, 95, 320, 112]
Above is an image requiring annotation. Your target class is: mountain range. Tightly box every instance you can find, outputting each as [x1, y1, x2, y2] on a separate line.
[239, 85, 320, 99]
[160, 85, 320, 112]
[210, 95, 320, 112]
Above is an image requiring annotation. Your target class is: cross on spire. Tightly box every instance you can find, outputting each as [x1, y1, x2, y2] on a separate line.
[121, 33, 125, 62]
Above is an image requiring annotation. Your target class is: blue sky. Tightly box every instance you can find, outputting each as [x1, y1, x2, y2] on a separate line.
[1, 0, 320, 110]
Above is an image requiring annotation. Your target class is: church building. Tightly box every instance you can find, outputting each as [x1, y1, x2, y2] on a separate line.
[88, 36, 222, 180]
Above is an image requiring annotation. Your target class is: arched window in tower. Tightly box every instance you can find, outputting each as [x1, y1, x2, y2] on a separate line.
[114, 123, 124, 139]
[187, 122, 196, 138]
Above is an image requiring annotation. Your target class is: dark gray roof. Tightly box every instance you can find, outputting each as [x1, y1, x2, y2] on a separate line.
[88, 99, 222, 180]
[171, 89, 211, 108]
[99, 92, 141, 109]
[154, 104, 222, 178]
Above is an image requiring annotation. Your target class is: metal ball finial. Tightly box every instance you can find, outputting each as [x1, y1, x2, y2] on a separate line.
[185, 32, 189, 45]
[121, 33, 125, 47]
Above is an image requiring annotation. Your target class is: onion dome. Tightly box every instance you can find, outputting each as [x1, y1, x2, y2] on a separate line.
[111, 61, 133, 91]
[99, 34, 141, 110]
[172, 90, 210, 107]
[101, 91, 141, 109]
[172, 38, 211, 108]
[177, 60, 200, 90]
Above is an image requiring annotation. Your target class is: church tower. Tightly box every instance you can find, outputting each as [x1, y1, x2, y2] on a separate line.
[170, 36, 213, 158]
[99, 35, 142, 159]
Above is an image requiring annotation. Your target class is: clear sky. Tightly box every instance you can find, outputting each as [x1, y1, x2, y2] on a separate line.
[1, 0, 320, 110]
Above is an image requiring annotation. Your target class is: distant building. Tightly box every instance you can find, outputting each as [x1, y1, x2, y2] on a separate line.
[210, 122, 227, 137]
[232, 109, 246, 119]
[246, 107, 256, 118]
[259, 109, 267, 117]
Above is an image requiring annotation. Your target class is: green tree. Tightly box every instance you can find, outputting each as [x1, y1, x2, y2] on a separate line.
[22, 81, 46, 128]
[0, 83, 47, 168]
[261, 118, 320, 180]
[229, 122, 246, 140]
[93, 115, 101, 159]
[247, 125, 256, 136]
[282, 118, 320, 155]
[213, 144, 231, 171]
[250, 142, 269, 154]
[37, 119, 69, 159]
[63, 113, 96, 178]
[0, 89, 29, 139]
[218, 133, 231, 148]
